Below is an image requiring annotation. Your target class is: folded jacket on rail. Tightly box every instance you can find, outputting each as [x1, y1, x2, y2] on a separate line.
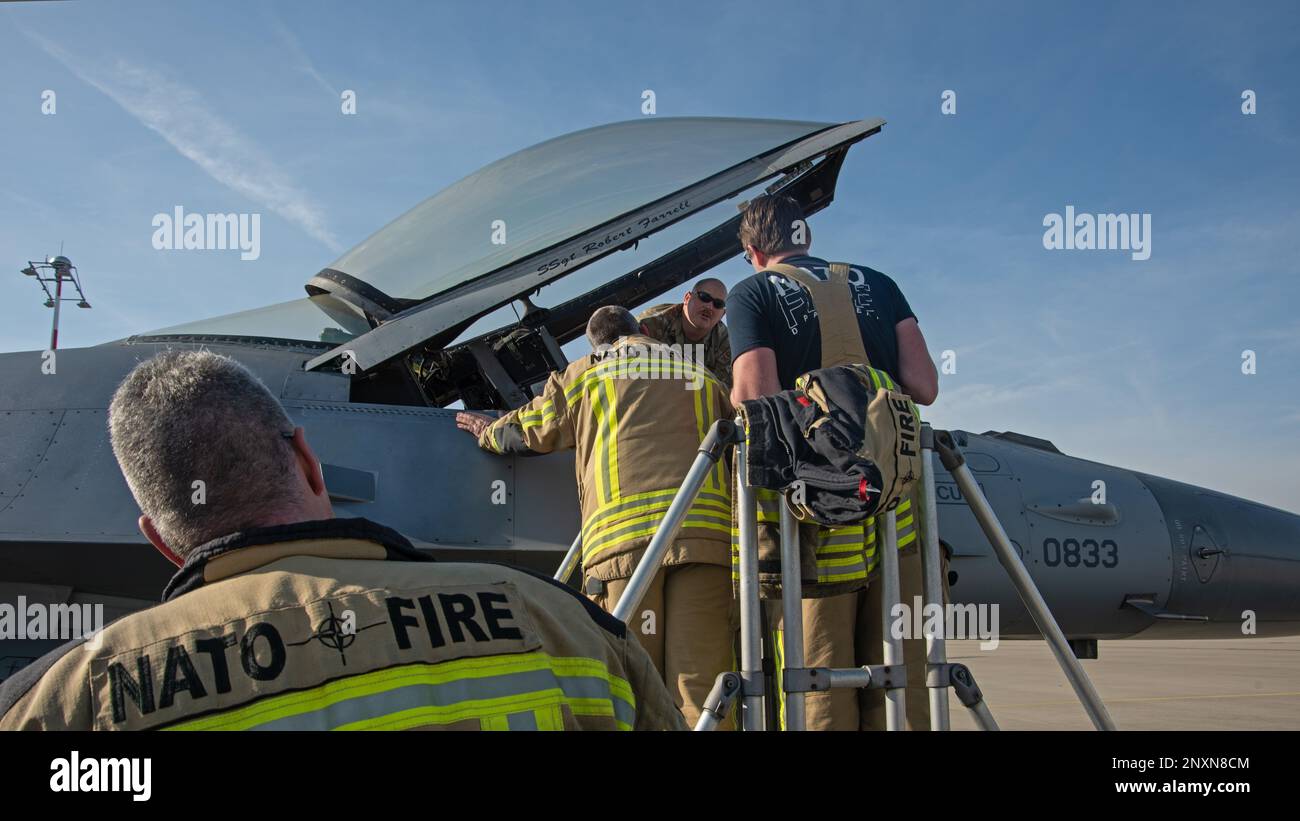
[737, 362, 921, 527]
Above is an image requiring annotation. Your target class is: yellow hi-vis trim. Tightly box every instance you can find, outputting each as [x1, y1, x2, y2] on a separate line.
[583, 511, 733, 563]
[518, 399, 557, 433]
[602, 378, 621, 500]
[579, 483, 732, 564]
[773, 625, 786, 731]
[583, 495, 732, 544]
[162, 653, 636, 732]
[589, 378, 612, 505]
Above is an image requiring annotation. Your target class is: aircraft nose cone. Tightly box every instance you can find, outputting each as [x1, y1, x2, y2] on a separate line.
[1213, 502, 1300, 629]
[1142, 473, 1300, 635]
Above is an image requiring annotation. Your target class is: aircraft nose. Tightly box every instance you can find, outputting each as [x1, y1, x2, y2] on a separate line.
[1141, 473, 1300, 635]
[1212, 502, 1300, 630]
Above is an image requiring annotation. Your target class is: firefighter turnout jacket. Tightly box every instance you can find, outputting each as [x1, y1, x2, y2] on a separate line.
[477, 334, 733, 581]
[0, 517, 686, 731]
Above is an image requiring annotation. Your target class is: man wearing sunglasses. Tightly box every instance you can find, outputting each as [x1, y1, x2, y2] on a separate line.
[637, 278, 732, 387]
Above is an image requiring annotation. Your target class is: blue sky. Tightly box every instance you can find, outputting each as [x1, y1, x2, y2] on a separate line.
[1, 1, 1298, 511]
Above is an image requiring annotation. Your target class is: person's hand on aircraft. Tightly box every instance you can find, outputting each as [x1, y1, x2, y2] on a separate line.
[455, 411, 493, 438]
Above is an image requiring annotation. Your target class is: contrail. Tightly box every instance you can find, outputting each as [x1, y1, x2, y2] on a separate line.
[23, 27, 342, 253]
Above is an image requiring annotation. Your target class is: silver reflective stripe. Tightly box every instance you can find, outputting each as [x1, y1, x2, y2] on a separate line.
[507, 710, 539, 730]
[242, 667, 630, 731]
[607, 688, 637, 730]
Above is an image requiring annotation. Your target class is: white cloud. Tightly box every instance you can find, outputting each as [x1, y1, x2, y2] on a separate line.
[22, 27, 342, 253]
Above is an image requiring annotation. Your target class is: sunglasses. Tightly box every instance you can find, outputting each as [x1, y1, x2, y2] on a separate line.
[693, 290, 725, 309]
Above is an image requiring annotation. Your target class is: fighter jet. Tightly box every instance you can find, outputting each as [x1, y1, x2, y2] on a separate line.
[2, 117, 1297, 678]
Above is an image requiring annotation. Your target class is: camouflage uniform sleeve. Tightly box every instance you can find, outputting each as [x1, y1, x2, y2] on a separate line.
[636, 308, 669, 342]
[710, 323, 733, 388]
[477, 369, 575, 455]
[622, 636, 689, 731]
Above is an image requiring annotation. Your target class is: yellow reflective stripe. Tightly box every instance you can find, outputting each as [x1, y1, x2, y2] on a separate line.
[589, 379, 611, 504]
[341, 692, 631, 731]
[564, 365, 601, 404]
[481, 714, 509, 731]
[819, 569, 868, 583]
[164, 653, 633, 732]
[773, 626, 786, 731]
[817, 553, 865, 568]
[340, 692, 563, 731]
[585, 522, 733, 565]
[582, 486, 730, 545]
[582, 497, 731, 543]
[563, 358, 725, 406]
[602, 378, 621, 499]
[518, 400, 557, 432]
[817, 542, 864, 555]
[483, 424, 506, 454]
[693, 379, 712, 492]
[579, 358, 724, 391]
[583, 509, 674, 558]
[584, 512, 733, 562]
[535, 704, 565, 731]
[588, 485, 730, 520]
[584, 500, 671, 543]
[588, 487, 677, 519]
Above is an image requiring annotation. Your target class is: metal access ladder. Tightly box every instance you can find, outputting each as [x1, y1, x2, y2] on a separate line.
[558, 420, 1116, 731]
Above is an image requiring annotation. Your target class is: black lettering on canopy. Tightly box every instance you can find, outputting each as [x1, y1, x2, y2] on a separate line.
[108, 655, 155, 724]
[195, 633, 237, 694]
[159, 644, 208, 708]
[240, 622, 286, 681]
[386, 596, 419, 650]
[438, 593, 489, 643]
[478, 592, 523, 640]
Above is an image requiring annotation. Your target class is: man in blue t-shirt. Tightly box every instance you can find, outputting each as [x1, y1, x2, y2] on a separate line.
[728, 197, 938, 405]
[728, 194, 939, 731]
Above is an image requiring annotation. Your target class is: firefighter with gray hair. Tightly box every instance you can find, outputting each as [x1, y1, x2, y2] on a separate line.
[0, 349, 683, 731]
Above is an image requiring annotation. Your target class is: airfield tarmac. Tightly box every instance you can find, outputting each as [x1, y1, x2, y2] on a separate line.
[944, 637, 1300, 730]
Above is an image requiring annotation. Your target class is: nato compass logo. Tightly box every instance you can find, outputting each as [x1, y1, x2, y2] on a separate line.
[288, 601, 384, 666]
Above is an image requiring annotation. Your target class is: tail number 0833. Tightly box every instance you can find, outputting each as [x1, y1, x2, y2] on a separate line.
[1042, 537, 1118, 568]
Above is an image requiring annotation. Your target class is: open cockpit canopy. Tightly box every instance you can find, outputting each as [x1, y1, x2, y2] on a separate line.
[139, 116, 884, 408]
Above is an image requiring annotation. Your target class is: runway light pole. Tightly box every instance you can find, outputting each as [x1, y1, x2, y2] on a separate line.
[21, 255, 91, 351]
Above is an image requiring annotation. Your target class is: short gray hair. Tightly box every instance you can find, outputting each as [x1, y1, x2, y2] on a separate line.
[586, 305, 640, 348]
[108, 350, 300, 557]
